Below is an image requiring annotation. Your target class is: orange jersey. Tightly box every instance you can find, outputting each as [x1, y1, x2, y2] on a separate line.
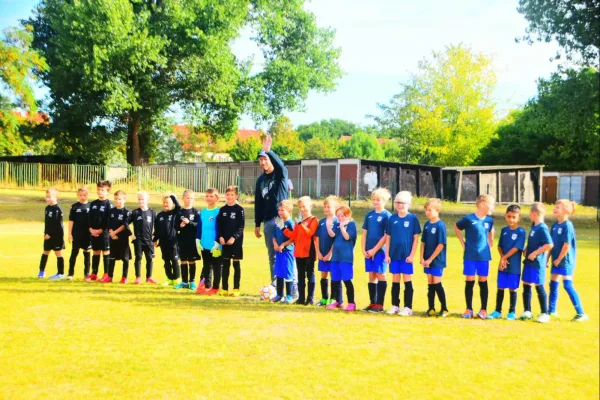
[283, 216, 318, 258]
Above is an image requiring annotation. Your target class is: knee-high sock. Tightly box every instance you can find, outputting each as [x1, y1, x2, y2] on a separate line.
[391, 282, 400, 307]
[465, 281, 475, 310]
[535, 285, 548, 314]
[181, 262, 189, 283]
[404, 281, 414, 309]
[435, 283, 447, 311]
[164, 259, 172, 280]
[563, 280, 584, 314]
[368, 282, 376, 304]
[495, 289, 505, 313]
[172, 259, 181, 280]
[320, 278, 329, 299]
[376, 281, 387, 307]
[83, 251, 91, 276]
[102, 255, 110, 275]
[330, 281, 340, 304]
[549, 280, 559, 313]
[122, 259, 129, 278]
[336, 281, 343, 304]
[478, 281, 488, 310]
[523, 284, 532, 312]
[39, 254, 49, 272]
[427, 284, 435, 310]
[285, 280, 293, 297]
[211, 259, 221, 289]
[189, 262, 197, 282]
[233, 261, 241, 289]
[221, 259, 231, 291]
[57, 257, 65, 275]
[509, 291, 517, 313]
[344, 280, 355, 304]
[69, 249, 78, 276]
[107, 257, 115, 278]
[92, 254, 100, 275]
[276, 277, 284, 297]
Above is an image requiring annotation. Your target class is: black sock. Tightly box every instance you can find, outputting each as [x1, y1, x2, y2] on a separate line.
[376, 281, 387, 306]
[368, 282, 376, 304]
[523, 284, 532, 312]
[56, 256, 64, 275]
[307, 279, 315, 302]
[122, 259, 129, 278]
[189, 263, 196, 282]
[465, 281, 475, 310]
[392, 282, 400, 307]
[285, 280, 293, 297]
[181, 262, 189, 283]
[108, 258, 115, 278]
[69, 249, 77, 276]
[172, 260, 181, 280]
[103, 255, 110, 276]
[336, 281, 343, 304]
[479, 281, 488, 310]
[331, 280, 340, 303]
[212, 259, 221, 289]
[134, 258, 141, 278]
[509, 291, 517, 313]
[427, 284, 435, 311]
[233, 261, 241, 290]
[221, 259, 231, 290]
[404, 281, 414, 309]
[164, 259, 172, 280]
[344, 280, 355, 304]
[83, 251, 91, 276]
[495, 289, 504, 313]
[536, 285, 548, 314]
[92, 254, 100, 274]
[435, 283, 447, 311]
[320, 278, 329, 299]
[276, 277, 284, 297]
[145, 258, 153, 279]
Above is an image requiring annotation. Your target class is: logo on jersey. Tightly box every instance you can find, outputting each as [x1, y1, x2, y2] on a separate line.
[137, 216, 142, 221]
[118, 214, 124, 221]
[76, 209, 82, 213]
[146, 216, 152, 223]
[530, 231, 535, 237]
[168, 215, 172, 221]
[159, 217, 164, 221]
[377, 216, 382, 222]
[511, 233, 517, 240]
[100, 206, 105, 212]
[48, 211, 53, 217]
[92, 206, 97, 210]
[484, 222, 490, 229]
[558, 228, 562, 234]
[394, 220, 399, 224]
[431, 228, 437, 234]
[230, 212, 236, 219]
[404, 221, 409, 227]
[189, 215, 194, 221]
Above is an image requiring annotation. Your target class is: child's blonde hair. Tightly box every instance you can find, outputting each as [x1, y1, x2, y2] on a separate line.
[395, 191, 412, 204]
[137, 190, 149, 200]
[77, 186, 89, 194]
[46, 187, 59, 197]
[206, 188, 219, 196]
[476, 194, 495, 205]
[371, 188, 391, 202]
[530, 202, 546, 216]
[114, 190, 126, 198]
[297, 196, 312, 208]
[323, 196, 339, 207]
[226, 185, 239, 195]
[556, 199, 576, 215]
[162, 192, 173, 202]
[278, 199, 294, 213]
[183, 189, 195, 197]
[336, 205, 353, 219]
[424, 198, 442, 212]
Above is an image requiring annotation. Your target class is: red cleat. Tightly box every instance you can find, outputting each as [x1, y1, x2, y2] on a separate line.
[197, 279, 206, 291]
[119, 277, 128, 284]
[146, 277, 158, 284]
[133, 277, 142, 285]
[205, 288, 219, 295]
[100, 273, 109, 281]
[99, 275, 112, 283]
[86, 273, 98, 281]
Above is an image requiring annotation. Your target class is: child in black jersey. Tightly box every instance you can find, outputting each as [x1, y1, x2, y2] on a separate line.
[105, 190, 132, 283]
[174, 189, 200, 290]
[39, 187, 66, 279]
[68, 186, 91, 279]
[217, 185, 245, 296]
[85, 180, 113, 282]
[129, 191, 157, 284]
[154, 193, 181, 286]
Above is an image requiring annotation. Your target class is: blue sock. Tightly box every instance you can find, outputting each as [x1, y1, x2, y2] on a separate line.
[549, 280, 559, 313]
[563, 280, 584, 314]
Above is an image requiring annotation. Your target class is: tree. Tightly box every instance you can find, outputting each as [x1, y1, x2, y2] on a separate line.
[303, 136, 342, 159]
[269, 116, 304, 159]
[340, 132, 384, 160]
[517, 0, 600, 67]
[27, 0, 342, 165]
[229, 136, 264, 162]
[373, 44, 498, 166]
[381, 139, 404, 162]
[478, 68, 599, 171]
[297, 119, 362, 141]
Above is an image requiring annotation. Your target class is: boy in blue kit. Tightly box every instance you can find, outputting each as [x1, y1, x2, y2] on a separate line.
[488, 205, 526, 320]
[272, 200, 296, 304]
[420, 198, 448, 317]
[86, 180, 113, 282]
[384, 191, 421, 316]
[39, 188, 66, 279]
[195, 188, 223, 295]
[520, 202, 553, 323]
[314, 196, 339, 307]
[174, 189, 200, 290]
[361, 188, 392, 313]
[454, 194, 495, 319]
[548, 199, 587, 322]
[68, 186, 91, 279]
[326, 205, 358, 312]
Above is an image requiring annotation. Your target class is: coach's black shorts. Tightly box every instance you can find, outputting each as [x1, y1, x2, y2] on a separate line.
[91, 232, 110, 251]
[43, 237, 65, 252]
[178, 240, 200, 262]
[110, 238, 131, 261]
[159, 242, 179, 262]
[133, 242, 155, 260]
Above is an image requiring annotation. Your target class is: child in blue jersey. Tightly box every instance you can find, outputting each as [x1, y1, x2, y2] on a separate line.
[488, 205, 526, 321]
[520, 202, 553, 323]
[195, 188, 222, 295]
[361, 188, 392, 313]
[385, 191, 421, 316]
[315, 196, 339, 307]
[420, 198, 448, 317]
[272, 200, 296, 303]
[454, 194, 495, 319]
[326, 205, 358, 311]
[549, 199, 587, 322]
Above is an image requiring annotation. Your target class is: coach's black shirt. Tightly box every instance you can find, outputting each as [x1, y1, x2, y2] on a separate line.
[109, 207, 132, 240]
[153, 195, 180, 244]
[88, 199, 113, 231]
[129, 208, 155, 246]
[45, 204, 64, 238]
[69, 202, 90, 237]
[177, 207, 200, 242]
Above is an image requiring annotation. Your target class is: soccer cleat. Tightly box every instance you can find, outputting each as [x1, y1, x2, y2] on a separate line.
[133, 277, 142, 285]
[100, 273, 109, 281]
[477, 309, 487, 319]
[146, 277, 158, 284]
[67, 276, 74, 281]
[218, 290, 229, 296]
[362, 304, 374, 312]
[425, 309, 437, 317]
[345, 303, 356, 312]
[99, 275, 113, 283]
[119, 277, 128, 284]
[398, 307, 413, 317]
[336, 302, 344, 309]
[519, 311, 533, 320]
[37, 271, 45, 278]
[282, 295, 294, 304]
[230, 289, 241, 297]
[537, 313, 550, 323]
[87, 273, 98, 281]
[49, 274, 65, 280]
[572, 314, 589, 322]
[438, 310, 449, 318]
[162, 280, 171, 287]
[271, 295, 282, 303]
[189, 282, 198, 291]
[304, 300, 314, 306]
[488, 311, 502, 320]
[205, 288, 219, 295]
[386, 306, 400, 315]
[368, 305, 384, 314]
[83, 274, 90, 281]
[549, 312, 559, 318]
[173, 282, 189, 290]
[326, 301, 339, 309]
[197, 279, 206, 290]
[317, 299, 328, 307]
[506, 312, 517, 320]
[461, 309, 474, 319]
[294, 299, 305, 305]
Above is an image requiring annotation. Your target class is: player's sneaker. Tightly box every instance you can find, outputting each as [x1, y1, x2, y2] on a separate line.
[173, 282, 189, 289]
[398, 307, 413, 317]
[218, 290, 229, 296]
[293, 299, 305, 305]
[119, 277, 128, 284]
[304, 299, 314, 306]
[572, 313, 589, 322]
[519, 311, 533, 320]
[488, 311, 502, 319]
[100, 273, 109, 281]
[326, 301, 339, 309]
[67, 276, 74, 281]
[477, 309, 487, 319]
[425, 309, 437, 317]
[386, 306, 400, 315]
[49, 274, 65, 280]
[83, 274, 90, 281]
[271, 295, 282, 303]
[99, 276, 112, 283]
[336, 302, 344, 309]
[87, 273, 98, 281]
[230, 289, 241, 297]
[438, 310, 449, 318]
[189, 282, 198, 291]
[461, 309, 474, 319]
[205, 288, 219, 295]
[368, 305, 384, 314]
[537, 313, 550, 323]
[197, 279, 206, 290]
[282, 295, 294, 304]
[162, 280, 171, 287]
[345, 303, 356, 312]
[549, 312, 559, 318]
[133, 277, 142, 285]
[317, 299, 328, 307]
[362, 304, 374, 312]
[37, 271, 45, 278]
[146, 277, 158, 284]
[506, 312, 517, 320]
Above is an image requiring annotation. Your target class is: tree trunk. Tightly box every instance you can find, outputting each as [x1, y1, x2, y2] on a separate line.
[127, 113, 142, 166]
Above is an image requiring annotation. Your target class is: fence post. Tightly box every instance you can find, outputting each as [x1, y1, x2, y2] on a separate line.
[348, 179, 352, 207]
[308, 178, 312, 197]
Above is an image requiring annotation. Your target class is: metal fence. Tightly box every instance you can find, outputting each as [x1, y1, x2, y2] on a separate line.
[0, 162, 239, 194]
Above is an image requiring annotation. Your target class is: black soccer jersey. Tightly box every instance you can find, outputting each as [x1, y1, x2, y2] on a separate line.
[217, 204, 245, 242]
[69, 202, 90, 237]
[88, 199, 113, 231]
[129, 208, 156, 246]
[177, 207, 200, 242]
[45, 204, 64, 238]
[109, 207, 132, 240]
[153, 195, 180, 244]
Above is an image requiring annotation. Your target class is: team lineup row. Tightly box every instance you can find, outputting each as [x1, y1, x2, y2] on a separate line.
[38, 182, 587, 322]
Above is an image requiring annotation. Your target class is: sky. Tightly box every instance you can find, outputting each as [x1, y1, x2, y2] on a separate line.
[0, 0, 561, 130]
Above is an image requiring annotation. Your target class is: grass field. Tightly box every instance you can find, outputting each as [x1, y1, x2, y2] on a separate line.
[0, 189, 598, 399]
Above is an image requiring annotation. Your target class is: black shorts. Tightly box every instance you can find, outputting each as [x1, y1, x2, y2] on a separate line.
[133, 242, 155, 260]
[178, 240, 200, 262]
[110, 238, 131, 261]
[222, 239, 243, 260]
[91, 232, 110, 251]
[43, 237, 65, 252]
[72, 233, 91, 251]
[160, 242, 179, 261]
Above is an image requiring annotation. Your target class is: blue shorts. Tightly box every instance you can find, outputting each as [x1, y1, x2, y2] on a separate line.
[463, 260, 489, 277]
[497, 271, 520, 290]
[331, 261, 353, 281]
[365, 252, 387, 273]
[390, 260, 413, 275]
[274, 251, 295, 281]
[522, 265, 545, 285]
[424, 267, 444, 277]
[551, 266, 574, 276]
[318, 260, 331, 272]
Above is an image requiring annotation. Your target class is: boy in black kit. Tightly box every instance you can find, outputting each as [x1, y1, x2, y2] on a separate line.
[154, 193, 181, 286]
[105, 190, 132, 283]
[85, 180, 113, 282]
[129, 191, 156, 285]
[39, 187, 66, 279]
[68, 186, 91, 279]
[217, 185, 245, 296]
[174, 189, 200, 290]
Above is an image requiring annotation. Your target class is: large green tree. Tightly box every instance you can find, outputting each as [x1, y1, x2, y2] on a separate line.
[269, 116, 304, 159]
[296, 119, 362, 141]
[27, 0, 341, 165]
[478, 68, 599, 171]
[340, 132, 384, 160]
[517, 0, 599, 67]
[373, 44, 497, 166]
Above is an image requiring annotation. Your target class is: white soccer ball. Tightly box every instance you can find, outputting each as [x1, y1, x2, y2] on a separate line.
[259, 285, 277, 301]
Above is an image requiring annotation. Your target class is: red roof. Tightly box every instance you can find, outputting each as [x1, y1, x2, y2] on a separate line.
[10, 111, 49, 124]
[238, 129, 264, 141]
[171, 126, 264, 151]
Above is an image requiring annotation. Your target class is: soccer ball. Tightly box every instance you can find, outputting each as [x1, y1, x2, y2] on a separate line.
[259, 285, 277, 301]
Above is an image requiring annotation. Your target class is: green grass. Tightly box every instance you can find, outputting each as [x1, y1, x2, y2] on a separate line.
[0, 189, 598, 399]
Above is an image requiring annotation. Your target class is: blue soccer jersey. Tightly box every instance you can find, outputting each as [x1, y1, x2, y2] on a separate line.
[331, 221, 357, 264]
[551, 220, 576, 270]
[524, 223, 553, 268]
[316, 217, 336, 256]
[455, 213, 494, 261]
[421, 220, 447, 269]
[362, 210, 392, 255]
[386, 213, 421, 261]
[498, 226, 526, 275]
[275, 219, 295, 252]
